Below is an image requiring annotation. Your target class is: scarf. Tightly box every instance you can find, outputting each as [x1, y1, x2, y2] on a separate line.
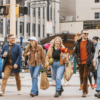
[94, 42, 98, 48]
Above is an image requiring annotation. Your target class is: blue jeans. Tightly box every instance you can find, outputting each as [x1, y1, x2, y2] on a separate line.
[51, 66, 54, 80]
[29, 64, 42, 95]
[96, 61, 100, 91]
[52, 61, 65, 91]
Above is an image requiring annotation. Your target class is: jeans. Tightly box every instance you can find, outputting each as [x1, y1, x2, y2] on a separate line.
[52, 61, 65, 91]
[96, 61, 100, 91]
[50, 65, 54, 80]
[0, 71, 2, 79]
[29, 64, 42, 95]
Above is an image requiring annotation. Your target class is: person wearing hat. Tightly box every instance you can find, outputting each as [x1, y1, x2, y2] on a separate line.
[23, 36, 45, 97]
[92, 36, 100, 88]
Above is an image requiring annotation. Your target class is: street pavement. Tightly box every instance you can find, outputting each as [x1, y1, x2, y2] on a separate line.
[0, 72, 98, 100]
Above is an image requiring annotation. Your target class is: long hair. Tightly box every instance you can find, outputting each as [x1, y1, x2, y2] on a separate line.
[50, 36, 65, 48]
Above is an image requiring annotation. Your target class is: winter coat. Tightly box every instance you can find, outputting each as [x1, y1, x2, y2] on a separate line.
[0, 43, 22, 73]
[74, 38, 95, 65]
[23, 44, 45, 67]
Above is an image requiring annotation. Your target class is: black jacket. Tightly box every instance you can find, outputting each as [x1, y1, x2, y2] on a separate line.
[74, 38, 95, 65]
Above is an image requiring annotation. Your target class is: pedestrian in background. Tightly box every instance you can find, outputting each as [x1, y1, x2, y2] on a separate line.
[0, 34, 22, 96]
[74, 30, 95, 97]
[23, 36, 45, 97]
[44, 39, 56, 85]
[45, 37, 69, 97]
[95, 50, 100, 98]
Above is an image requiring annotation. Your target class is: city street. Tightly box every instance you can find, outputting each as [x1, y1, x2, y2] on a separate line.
[0, 72, 97, 100]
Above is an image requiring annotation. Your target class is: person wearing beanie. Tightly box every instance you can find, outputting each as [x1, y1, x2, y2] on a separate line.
[23, 36, 45, 97]
[92, 36, 100, 88]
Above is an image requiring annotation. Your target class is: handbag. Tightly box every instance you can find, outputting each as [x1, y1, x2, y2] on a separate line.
[49, 58, 54, 65]
[64, 63, 73, 81]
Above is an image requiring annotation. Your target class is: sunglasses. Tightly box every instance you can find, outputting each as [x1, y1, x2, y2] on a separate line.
[83, 33, 89, 35]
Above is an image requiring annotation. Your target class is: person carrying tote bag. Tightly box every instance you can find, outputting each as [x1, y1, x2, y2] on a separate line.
[45, 36, 69, 98]
[23, 36, 45, 97]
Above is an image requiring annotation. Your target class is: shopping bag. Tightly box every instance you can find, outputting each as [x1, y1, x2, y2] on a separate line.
[64, 63, 73, 81]
[40, 71, 49, 90]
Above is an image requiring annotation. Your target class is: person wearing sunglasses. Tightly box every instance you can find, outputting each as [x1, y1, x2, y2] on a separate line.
[74, 30, 95, 97]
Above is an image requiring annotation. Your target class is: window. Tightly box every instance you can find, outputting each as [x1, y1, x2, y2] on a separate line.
[7, 20, 10, 34]
[0, 19, 3, 34]
[6, 0, 10, 4]
[43, 8, 45, 18]
[43, 25, 45, 37]
[38, 24, 40, 37]
[0, 0, 3, 5]
[33, 8, 35, 17]
[32, 23, 35, 36]
[27, 23, 30, 36]
[38, 8, 40, 18]
[95, 12, 100, 19]
[16, 21, 17, 35]
[20, 22, 24, 35]
[83, 21, 100, 29]
[95, 0, 100, 3]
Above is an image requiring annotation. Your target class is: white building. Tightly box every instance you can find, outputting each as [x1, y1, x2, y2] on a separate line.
[60, 0, 100, 39]
[0, 0, 60, 47]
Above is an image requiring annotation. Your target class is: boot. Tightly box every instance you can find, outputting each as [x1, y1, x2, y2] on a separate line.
[59, 86, 64, 96]
[90, 83, 94, 89]
[94, 92, 100, 98]
[54, 91, 60, 97]
[79, 84, 83, 90]
[82, 92, 87, 97]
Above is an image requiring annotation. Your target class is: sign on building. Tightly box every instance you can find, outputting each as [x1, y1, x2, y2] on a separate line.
[47, 21, 52, 34]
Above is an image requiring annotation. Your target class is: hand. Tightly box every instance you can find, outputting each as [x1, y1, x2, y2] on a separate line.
[27, 52, 30, 56]
[47, 65, 51, 70]
[13, 64, 18, 69]
[3, 54, 7, 57]
[93, 62, 97, 68]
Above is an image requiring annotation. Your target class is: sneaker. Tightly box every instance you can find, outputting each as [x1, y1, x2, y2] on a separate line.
[0, 91, 4, 96]
[18, 90, 22, 95]
[94, 84, 97, 88]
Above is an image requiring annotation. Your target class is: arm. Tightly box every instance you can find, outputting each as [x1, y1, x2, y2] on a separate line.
[45, 48, 51, 68]
[91, 42, 95, 60]
[23, 46, 29, 57]
[41, 47, 45, 67]
[15, 46, 22, 66]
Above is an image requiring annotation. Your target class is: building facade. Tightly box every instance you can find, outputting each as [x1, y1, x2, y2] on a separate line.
[60, 0, 100, 39]
[0, 0, 60, 47]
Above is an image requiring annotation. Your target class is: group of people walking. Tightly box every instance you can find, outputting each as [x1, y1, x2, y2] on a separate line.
[0, 29, 100, 98]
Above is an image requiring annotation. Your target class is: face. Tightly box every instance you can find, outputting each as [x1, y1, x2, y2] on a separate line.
[8, 36, 15, 44]
[92, 39, 97, 44]
[81, 30, 89, 39]
[29, 40, 36, 47]
[77, 34, 81, 37]
[99, 52, 100, 56]
[50, 40, 54, 46]
[54, 38, 61, 47]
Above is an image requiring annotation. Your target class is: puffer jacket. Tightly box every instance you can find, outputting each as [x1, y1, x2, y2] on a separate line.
[74, 38, 95, 65]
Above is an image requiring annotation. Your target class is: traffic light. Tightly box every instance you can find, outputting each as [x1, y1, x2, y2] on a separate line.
[0, 6, 9, 15]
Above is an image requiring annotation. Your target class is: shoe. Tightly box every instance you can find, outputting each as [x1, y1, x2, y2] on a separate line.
[94, 92, 100, 98]
[30, 93, 34, 97]
[79, 84, 83, 90]
[90, 83, 94, 89]
[59, 86, 64, 96]
[54, 91, 60, 97]
[52, 81, 55, 86]
[18, 90, 22, 95]
[35, 93, 38, 96]
[0, 91, 4, 96]
[94, 84, 97, 88]
[82, 92, 87, 97]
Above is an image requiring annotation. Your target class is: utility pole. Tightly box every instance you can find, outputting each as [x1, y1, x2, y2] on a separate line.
[47, 0, 50, 42]
[10, 0, 16, 36]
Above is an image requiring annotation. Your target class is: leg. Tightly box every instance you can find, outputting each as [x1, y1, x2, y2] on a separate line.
[83, 65, 90, 93]
[79, 65, 84, 84]
[14, 72, 21, 91]
[56, 62, 65, 91]
[31, 65, 42, 95]
[1, 65, 13, 93]
[88, 72, 92, 84]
